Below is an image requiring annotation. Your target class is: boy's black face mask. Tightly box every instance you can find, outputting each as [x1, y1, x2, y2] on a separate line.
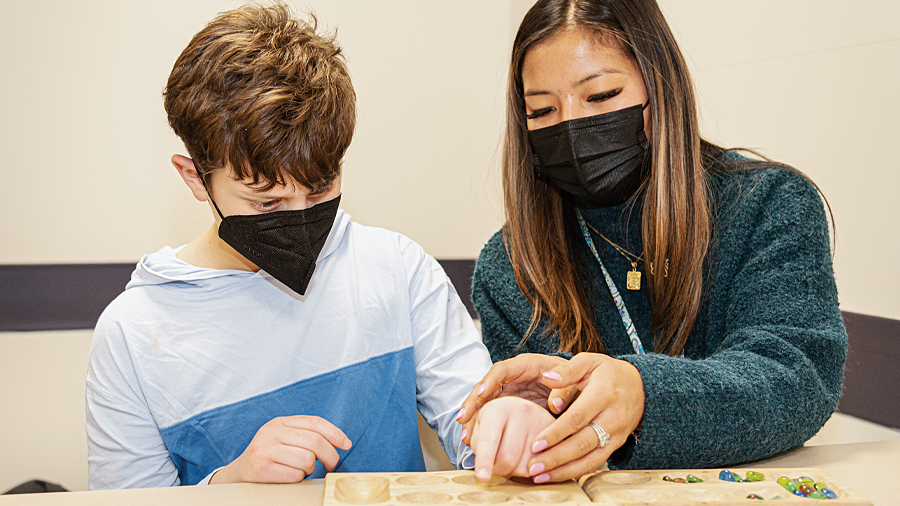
[201, 175, 340, 296]
[528, 102, 650, 208]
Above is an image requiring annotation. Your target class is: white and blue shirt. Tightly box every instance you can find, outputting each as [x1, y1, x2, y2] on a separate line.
[85, 210, 491, 489]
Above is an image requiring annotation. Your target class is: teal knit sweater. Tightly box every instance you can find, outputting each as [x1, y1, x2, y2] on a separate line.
[472, 165, 847, 470]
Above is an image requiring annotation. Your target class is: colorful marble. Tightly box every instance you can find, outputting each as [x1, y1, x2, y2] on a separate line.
[719, 470, 740, 482]
[798, 484, 816, 496]
[808, 491, 828, 499]
[745, 471, 765, 482]
[777, 476, 798, 493]
[686, 474, 703, 483]
[818, 488, 837, 499]
[747, 493, 764, 500]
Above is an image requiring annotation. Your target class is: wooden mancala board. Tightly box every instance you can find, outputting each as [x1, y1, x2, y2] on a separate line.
[322, 468, 872, 505]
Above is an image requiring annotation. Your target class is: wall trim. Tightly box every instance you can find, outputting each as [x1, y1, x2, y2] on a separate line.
[0, 264, 135, 332]
[838, 311, 900, 429]
[2, 263, 896, 429]
[0, 260, 478, 332]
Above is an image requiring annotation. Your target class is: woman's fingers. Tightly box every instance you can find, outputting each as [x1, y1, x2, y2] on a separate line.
[532, 444, 611, 483]
[459, 354, 568, 425]
[535, 386, 611, 450]
[540, 353, 604, 390]
[547, 385, 579, 414]
[534, 355, 609, 449]
[528, 423, 622, 480]
[457, 363, 511, 425]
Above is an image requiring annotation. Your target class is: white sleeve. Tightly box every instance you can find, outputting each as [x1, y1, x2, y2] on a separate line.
[86, 310, 181, 489]
[401, 238, 492, 468]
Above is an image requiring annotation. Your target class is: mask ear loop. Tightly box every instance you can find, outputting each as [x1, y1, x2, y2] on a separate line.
[196, 164, 227, 221]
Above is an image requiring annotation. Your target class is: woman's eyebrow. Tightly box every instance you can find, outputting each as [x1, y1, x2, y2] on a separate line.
[524, 68, 625, 97]
[574, 68, 624, 86]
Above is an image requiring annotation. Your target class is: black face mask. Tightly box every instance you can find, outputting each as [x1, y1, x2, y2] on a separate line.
[204, 185, 341, 296]
[528, 102, 650, 208]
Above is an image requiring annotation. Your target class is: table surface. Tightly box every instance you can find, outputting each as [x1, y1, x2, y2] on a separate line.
[2, 440, 896, 505]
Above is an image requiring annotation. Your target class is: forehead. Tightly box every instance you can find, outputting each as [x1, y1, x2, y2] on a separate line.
[522, 29, 637, 90]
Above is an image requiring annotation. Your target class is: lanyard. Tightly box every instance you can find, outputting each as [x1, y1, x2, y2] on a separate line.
[576, 210, 645, 355]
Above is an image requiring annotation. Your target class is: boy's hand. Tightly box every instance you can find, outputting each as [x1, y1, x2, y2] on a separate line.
[209, 416, 351, 484]
[469, 397, 555, 482]
[457, 354, 579, 444]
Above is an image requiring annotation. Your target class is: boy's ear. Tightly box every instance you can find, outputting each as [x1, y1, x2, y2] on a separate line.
[172, 154, 208, 203]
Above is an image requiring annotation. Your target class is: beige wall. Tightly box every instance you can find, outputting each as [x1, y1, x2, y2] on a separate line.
[1, 0, 898, 494]
[0, 1, 509, 265]
[3, 1, 896, 316]
[657, 1, 900, 320]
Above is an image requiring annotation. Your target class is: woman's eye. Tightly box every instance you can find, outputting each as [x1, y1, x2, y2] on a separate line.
[587, 88, 623, 102]
[526, 107, 554, 120]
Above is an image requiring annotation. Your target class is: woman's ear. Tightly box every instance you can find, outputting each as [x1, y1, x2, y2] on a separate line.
[171, 154, 208, 202]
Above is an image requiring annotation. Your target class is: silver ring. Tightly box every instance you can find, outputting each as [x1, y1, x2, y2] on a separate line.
[589, 423, 610, 448]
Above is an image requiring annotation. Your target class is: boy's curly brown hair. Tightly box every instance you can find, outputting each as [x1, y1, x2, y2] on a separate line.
[164, 3, 355, 193]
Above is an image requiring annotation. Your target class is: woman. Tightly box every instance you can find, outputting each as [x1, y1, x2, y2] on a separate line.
[456, 0, 847, 484]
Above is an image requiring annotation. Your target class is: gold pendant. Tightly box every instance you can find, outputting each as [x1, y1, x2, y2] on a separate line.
[626, 263, 641, 291]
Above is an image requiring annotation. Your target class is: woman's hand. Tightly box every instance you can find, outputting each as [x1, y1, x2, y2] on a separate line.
[209, 415, 351, 484]
[468, 397, 556, 481]
[525, 352, 645, 483]
[456, 354, 578, 433]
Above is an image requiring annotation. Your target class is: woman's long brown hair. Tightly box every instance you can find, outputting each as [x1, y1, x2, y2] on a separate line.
[504, 0, 723, 355]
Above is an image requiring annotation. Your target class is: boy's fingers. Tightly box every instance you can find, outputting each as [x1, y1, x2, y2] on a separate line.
[491, 436, 522, 478]
[282, 416, 352, 450]
[471, 419, 505, 482]
[257, 461, 308, 484]
[547, 385, 579, 414]
[269, 444, 318, 480]
[280, 429, 342, 471]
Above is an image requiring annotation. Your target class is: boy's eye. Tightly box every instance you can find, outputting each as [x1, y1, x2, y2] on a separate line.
[587, 88, 623, 102]
[526, 107, 554, 120]
[252, 199, 281, 211]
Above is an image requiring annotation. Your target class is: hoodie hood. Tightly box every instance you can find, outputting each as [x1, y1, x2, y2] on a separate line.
[127, 209, 351, 291]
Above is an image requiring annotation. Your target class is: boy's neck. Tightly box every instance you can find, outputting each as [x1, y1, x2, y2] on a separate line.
[175, 224, 260, 272]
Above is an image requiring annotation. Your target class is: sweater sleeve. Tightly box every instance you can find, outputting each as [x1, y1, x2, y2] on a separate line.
[472, 231, 563, 362]
[86, 305, 181, 489]
[616, 169, 847, 469]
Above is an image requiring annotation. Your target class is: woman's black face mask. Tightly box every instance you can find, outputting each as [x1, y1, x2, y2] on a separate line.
[528, 102, 650, 208]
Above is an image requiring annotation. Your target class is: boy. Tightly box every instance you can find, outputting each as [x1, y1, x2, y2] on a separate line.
[85, 4, 491, 488]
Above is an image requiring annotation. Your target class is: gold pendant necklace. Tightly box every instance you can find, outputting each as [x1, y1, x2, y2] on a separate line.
[584, 222, 643, 290]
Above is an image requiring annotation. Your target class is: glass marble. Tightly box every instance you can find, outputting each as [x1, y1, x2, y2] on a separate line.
[777, 476, 798, 493]
[745, 471, 765, 482]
